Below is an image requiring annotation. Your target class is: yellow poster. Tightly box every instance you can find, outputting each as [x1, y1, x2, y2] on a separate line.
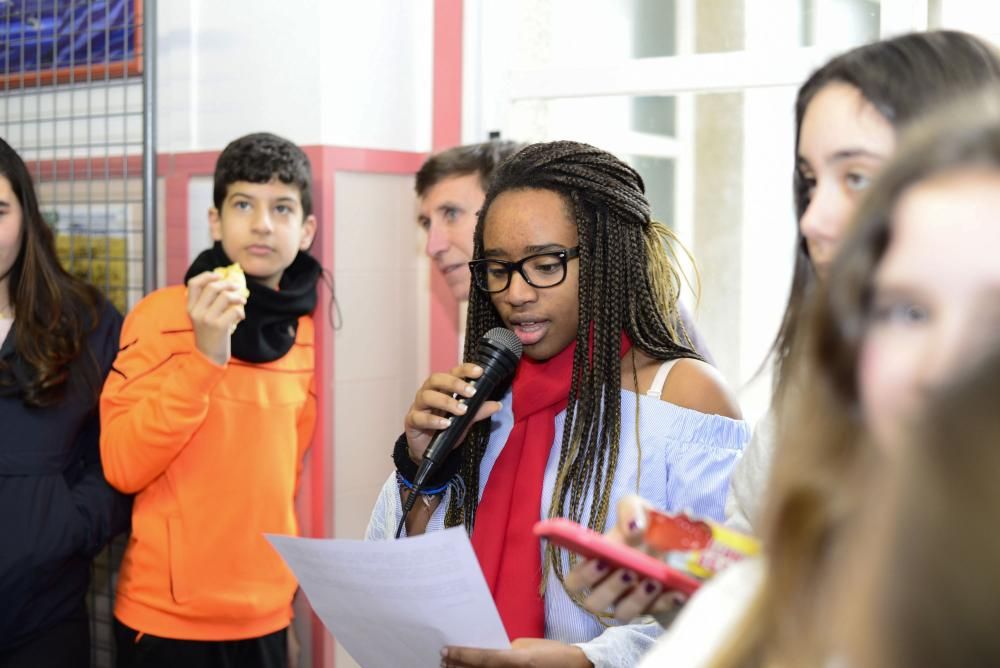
[44, 207, 131, 313]
[55, 233, 128, 313]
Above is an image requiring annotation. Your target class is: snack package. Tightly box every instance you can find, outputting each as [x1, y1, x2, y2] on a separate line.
[644, 508, 760, 581]
[212, 262, 249, 333]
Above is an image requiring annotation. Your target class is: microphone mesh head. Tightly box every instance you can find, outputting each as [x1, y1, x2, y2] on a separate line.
[484, 327, 523, 360]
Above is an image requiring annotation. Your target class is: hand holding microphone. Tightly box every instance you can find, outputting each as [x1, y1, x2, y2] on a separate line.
[398, 328, 522, 536]
[403, 362, 501, 464]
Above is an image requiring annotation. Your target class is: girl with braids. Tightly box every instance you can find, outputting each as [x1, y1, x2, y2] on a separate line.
[565, 29, 1000, 627]
[367, 140, 748, 668]
[0, 138, 131, 666]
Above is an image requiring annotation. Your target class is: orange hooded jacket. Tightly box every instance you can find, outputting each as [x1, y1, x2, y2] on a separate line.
[100, 285, 316, 641]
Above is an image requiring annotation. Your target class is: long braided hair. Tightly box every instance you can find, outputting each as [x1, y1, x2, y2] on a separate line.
[443, 140, 701, 596]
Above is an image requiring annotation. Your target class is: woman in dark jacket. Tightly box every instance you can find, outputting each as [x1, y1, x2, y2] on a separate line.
[0, 137, 131, 667]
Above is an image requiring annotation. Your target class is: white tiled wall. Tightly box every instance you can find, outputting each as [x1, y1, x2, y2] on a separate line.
[332, 170, 429, 533]
[332, 169, 429, 668]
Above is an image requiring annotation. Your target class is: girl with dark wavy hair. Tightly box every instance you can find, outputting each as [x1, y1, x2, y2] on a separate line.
[646, 85, 1000, 667]
[726, 28, 1000, 533]
[369, 140, 748, 668]
[0, 137, 130, 666]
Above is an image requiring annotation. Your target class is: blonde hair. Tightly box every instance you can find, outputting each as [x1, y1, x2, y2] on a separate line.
[836, 345, 1000, 667]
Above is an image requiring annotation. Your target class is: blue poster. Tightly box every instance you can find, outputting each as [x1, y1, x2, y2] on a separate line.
[0, 0, 136, 74]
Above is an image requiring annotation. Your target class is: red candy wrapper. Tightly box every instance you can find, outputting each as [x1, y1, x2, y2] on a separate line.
[643, 509, 760, 580]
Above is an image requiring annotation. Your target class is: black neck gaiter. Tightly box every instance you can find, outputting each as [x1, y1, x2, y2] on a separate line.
[184, 243, 320, 363]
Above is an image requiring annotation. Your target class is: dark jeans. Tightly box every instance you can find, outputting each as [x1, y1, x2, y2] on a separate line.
[114, 619, 287, 668]
[0, 612, 89, 668]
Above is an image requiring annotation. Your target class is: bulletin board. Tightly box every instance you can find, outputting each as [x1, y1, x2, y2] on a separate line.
[34, 171, 143, 313]
[54, 231, 128, 313]
[0, 0, 141, 89]
[44, 205, 130, 312]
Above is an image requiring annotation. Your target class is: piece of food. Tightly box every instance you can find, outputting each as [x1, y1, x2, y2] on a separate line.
[212, 262, 249, 334]
[213, 262, 250, 299]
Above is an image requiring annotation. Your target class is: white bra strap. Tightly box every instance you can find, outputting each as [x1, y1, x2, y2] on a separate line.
[646, 359, 680, 398]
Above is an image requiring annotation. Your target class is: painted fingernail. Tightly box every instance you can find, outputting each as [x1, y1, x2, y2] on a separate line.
[644, 581, 659, 594]
[439, 417, 452, 428]
[671, 593, 687, 606]
[595, 560, 608, 572]
[621, 571, 634, 583]
[629, 498, 648, 532]
[456, 403, 468, 414]
[464, 385, 477, 396]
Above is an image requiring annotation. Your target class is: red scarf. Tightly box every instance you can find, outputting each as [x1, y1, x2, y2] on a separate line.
[471, 332, 632, 640]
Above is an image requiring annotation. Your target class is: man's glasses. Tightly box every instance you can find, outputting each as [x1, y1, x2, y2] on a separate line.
[468, 247, 579, 294]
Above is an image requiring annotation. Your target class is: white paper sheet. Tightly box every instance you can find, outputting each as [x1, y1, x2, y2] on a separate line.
[266, 527, 510, 668]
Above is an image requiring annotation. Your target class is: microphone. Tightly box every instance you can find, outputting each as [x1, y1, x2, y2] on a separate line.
[397, 327, 522, 537]
[413, 327, 523, 489]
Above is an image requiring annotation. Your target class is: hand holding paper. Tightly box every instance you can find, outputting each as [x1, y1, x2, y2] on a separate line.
[266, 527, 510, 668]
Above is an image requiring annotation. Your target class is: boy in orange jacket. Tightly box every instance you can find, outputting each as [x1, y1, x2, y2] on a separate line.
[101, 133, 320, 668]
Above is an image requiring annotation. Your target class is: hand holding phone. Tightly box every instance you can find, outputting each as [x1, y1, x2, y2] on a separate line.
[534, 518, 703, 596]
[546, 499, 760, 624]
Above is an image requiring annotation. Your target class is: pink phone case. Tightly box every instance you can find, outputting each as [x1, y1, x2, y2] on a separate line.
[534, 518, 702, 595]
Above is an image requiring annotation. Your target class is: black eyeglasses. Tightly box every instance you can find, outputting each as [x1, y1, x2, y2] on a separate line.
[469, 247, 580, 294]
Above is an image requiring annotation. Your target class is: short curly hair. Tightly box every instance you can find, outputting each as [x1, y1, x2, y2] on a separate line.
[213, 132, 313, 217]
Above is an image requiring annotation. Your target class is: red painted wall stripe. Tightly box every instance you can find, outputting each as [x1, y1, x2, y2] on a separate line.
[433, 0, 463, 150]
[430, 0, 464, 373]
[301, 145, 334, 668]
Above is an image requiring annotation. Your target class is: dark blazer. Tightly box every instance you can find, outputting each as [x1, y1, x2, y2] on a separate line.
[0, 298, 132, 651]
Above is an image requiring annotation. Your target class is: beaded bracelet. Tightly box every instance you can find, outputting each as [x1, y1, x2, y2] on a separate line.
[396, 473, 451, 497]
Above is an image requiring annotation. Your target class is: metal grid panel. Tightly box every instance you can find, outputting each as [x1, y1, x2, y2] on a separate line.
[0, 2, 150, 666]
[2, 0, 146, 313]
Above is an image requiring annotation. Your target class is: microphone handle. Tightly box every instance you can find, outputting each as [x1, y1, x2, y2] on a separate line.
[412, 368, 506, 489]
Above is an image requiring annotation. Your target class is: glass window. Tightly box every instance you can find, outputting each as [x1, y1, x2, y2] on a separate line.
[474, 0, 945, 421]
